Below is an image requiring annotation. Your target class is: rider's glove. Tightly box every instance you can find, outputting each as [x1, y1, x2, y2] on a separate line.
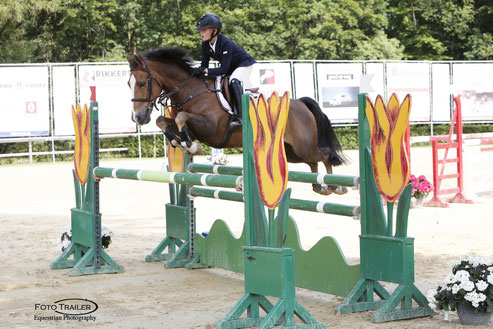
[191, 67, 206, 76]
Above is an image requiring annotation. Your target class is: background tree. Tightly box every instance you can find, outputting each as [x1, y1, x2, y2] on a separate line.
[1, 0, 492, 63]
[386, 0, 493, 60]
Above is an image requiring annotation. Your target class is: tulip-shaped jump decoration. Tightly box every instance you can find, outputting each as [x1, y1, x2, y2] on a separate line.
[165, 107, 186, 174]
[365, 93, 412, 236]
[249, 91, 291, 247]
[72, 104, 91, 185]
[218, 91, 326, 328]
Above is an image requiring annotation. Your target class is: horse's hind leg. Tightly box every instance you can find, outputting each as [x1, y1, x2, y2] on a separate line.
[322, 160, 348, 195]
[308, 162, 333, 195]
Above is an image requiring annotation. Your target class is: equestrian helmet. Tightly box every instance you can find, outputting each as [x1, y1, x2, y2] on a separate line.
[194, 14, 222, 32]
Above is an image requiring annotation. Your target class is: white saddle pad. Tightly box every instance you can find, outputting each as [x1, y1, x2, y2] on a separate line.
[215, 77, 233, 114]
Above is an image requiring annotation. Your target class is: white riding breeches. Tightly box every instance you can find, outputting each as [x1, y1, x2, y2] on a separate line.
[230, 64, 255, 89]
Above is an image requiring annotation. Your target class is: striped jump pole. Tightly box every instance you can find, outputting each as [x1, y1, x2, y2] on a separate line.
[94, 167, 242, 189]
[189, 187, 360, 218]
[188, 163, 360, 188]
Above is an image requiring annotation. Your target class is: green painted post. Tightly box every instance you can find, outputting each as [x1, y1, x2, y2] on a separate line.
[217, 93, 326, 329]
[334, 93, 434, 322]
[144, 156, 199, 268]
[51, 93, 122, 276]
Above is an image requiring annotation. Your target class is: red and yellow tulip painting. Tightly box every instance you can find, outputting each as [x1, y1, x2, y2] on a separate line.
[166, 107, 185, 172]
[72, 104, 91, 185]
[249, 91, 290, 209]
[365, 93, 411, 202]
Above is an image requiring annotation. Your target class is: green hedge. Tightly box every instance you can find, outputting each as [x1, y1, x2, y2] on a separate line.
[1, 123, 492, 164]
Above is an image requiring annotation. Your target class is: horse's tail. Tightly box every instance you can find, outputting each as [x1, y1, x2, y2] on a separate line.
[298, 97, 347, 166]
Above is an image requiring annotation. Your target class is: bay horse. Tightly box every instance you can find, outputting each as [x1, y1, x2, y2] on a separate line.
[127, 47, 348, 195]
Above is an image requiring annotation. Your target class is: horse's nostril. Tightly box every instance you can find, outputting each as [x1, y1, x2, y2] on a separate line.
[135, 111, 145, 124]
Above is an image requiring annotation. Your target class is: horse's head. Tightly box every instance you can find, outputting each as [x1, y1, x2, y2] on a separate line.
[127, 54, 163, 125]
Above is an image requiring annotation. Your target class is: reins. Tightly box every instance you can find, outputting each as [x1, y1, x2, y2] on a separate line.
[158, 75, 219, 111]
[130, 58, 220, 112]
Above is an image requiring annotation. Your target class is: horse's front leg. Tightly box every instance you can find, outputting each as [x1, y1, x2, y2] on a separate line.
[174, 112, 215, 155]
[156, 115, 200, 155]
[156, 116, 181, 147]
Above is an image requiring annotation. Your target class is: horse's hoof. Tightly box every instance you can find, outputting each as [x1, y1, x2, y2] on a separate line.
[313, 184, 333, 196]
[235, 176, 244, 192]
[177, 145, 191, 155]
[189, 142, 202, 155]
[329, 185, 348, 195]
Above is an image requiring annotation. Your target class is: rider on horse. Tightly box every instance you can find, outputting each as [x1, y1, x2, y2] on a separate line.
[192, 13, 256, 128]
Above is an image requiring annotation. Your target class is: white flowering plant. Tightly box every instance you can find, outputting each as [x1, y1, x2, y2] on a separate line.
[427, 256, 493, 313]
[56, 227, 113, 253]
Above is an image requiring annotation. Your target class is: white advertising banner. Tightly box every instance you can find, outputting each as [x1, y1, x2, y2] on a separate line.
[365, 62, 385, 100]
[293, 63, 315, 99]
[79, 64, 136, 133]
[386, 63, 430, 121]
[0, 66, 50, 137]
[53, 66, 77, 136]
[317, 63, 362, 122]
[432, 64, 451, 122]
[452, 63, 493, 121]
[252, 62, 292, 98]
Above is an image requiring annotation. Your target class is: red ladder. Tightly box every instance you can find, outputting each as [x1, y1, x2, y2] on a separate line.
[425, 95, 473, 207]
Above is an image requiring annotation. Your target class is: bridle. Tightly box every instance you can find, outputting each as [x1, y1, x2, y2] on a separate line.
[130, 57, 219, 113]
[130, 58, 164, 112]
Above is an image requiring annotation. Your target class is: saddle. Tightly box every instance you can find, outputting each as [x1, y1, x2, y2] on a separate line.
[215, 76, 259, 113]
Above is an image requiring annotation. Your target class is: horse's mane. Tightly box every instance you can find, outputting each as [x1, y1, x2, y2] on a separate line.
[132, 47, 194, 74]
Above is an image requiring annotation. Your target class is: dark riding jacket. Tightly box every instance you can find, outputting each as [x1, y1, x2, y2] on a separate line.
[200, 35, 256, 77]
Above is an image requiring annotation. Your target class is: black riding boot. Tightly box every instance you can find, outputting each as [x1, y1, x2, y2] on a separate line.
[229, 78, 243, 128]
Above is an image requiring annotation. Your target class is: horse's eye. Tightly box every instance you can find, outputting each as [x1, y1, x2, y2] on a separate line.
[138, 82, 146, 88]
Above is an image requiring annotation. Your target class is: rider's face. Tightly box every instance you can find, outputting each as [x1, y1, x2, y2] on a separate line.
[200, 28, 214, 41]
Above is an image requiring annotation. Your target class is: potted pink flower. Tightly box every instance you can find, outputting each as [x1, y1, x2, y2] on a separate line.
[408, 174, 433, 207]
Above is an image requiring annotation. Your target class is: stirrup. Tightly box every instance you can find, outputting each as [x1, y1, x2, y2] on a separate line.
[229, 115, 242, 128]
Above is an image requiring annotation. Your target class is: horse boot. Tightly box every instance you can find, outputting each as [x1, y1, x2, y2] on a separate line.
[229, 78, 243, 129]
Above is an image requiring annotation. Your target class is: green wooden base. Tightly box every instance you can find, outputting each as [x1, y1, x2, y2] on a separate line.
[146, 236, 184, 262]
[184, 253, 207, 269]
[196, 218, 359, 297]
[218, 247, 325, 329]
[335, 279, 435, 322]
[145, 236, 205, 269]
[50, 242, 123, 276]
[217, 293, 326, 329]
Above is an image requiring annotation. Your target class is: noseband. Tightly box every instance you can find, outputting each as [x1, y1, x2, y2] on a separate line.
[130, 58, 219, 113]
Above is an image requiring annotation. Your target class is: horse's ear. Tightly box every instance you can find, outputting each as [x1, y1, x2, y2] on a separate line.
[134, 55, 144, 67]
[127, 54, 143, 68]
